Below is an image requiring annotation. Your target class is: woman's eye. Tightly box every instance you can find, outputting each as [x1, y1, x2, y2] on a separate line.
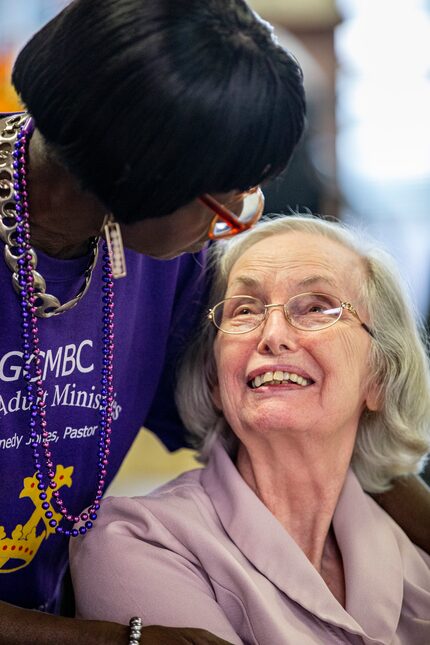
[233, 307, 253, 316]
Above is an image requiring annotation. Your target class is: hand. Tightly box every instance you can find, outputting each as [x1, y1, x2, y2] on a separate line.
[141, 625, 236, 644]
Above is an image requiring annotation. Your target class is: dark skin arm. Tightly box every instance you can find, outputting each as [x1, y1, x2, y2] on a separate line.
[373, 474, 430, 554]
[0, 602, 234, 645]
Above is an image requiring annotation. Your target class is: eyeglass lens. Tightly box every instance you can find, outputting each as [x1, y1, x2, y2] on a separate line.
[212, 191, 264, 238]
[213, 293, 343, 333]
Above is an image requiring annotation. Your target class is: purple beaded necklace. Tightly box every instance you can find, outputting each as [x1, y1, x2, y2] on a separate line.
[14, 117, 115, 538]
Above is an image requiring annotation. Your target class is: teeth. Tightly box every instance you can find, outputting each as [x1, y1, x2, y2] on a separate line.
[251, 371, 311, 389]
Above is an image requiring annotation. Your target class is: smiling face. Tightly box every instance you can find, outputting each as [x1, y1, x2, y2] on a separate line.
[212, 231, 378, 446]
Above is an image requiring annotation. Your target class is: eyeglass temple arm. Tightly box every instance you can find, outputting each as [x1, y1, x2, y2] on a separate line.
[199, 194, 247, 230]
[361, 322, 375, 338]
[342, 302, 375, 338]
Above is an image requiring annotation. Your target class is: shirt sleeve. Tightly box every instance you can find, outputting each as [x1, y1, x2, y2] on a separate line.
[144, 249, 211, 451]
[70, 496, 243, 645]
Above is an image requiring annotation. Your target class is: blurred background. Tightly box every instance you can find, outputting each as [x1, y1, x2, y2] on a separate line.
[1, 0, 429, 492]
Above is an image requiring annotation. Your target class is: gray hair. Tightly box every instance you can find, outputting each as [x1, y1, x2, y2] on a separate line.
[176, 215, 430, 492]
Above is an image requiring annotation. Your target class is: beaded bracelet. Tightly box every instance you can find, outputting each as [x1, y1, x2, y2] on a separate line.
[128, 616, 143, 644]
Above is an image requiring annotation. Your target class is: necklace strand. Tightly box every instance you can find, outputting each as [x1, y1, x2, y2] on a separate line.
[13, 118, 115, 537]
[0, 113, 99, 318]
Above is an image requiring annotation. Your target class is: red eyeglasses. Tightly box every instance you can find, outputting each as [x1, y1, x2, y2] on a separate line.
[199, 187, 265, 240]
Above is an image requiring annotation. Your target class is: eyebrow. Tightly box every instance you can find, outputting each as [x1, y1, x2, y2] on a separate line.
[229, 276, 261, 290]
[229, 274, 338, 292]
[296, 274, 338, 290]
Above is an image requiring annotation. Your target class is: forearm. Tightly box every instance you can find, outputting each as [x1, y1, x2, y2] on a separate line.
[0, 601, 128, 645]
[0, 601, 235, 645]
[373, 474, 430, 554]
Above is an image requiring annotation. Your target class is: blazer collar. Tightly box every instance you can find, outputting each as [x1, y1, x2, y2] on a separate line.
[201, 440, 404, 642]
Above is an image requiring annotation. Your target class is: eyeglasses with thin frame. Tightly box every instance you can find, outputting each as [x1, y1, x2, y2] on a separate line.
[199, 187, 265, 240]
[208, 292, 374, 336]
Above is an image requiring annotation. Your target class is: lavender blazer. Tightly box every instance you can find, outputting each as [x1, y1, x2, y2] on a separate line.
[70, 441, 430, 644]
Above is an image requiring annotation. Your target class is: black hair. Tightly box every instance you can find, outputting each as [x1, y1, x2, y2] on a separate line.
[12, 0, 306, 223]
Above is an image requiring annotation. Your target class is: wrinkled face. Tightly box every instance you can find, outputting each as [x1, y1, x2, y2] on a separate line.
[119, 191, 244, 259]
[212, 231, 378, 444]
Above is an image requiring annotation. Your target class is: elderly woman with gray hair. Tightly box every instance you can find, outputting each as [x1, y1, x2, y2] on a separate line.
[71, 216, 430, 644]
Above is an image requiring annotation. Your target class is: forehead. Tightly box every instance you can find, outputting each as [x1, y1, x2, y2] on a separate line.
[227, 230, 365, 295]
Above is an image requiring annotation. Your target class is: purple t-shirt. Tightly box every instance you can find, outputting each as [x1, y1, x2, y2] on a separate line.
[0, 240, 207, 611]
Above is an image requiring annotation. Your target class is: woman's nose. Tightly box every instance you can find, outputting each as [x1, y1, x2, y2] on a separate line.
[256, 306, 299, 355]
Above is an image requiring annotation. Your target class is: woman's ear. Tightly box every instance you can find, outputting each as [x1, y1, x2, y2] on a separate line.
[365, 380, 382, 412]
[211, 383, 223, 411]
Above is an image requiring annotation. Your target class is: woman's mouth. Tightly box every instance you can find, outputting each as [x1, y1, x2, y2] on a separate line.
[248, 370, 314, 389]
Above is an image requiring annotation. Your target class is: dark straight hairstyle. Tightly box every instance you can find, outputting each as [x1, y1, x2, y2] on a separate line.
[12, 0, 306, 223]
